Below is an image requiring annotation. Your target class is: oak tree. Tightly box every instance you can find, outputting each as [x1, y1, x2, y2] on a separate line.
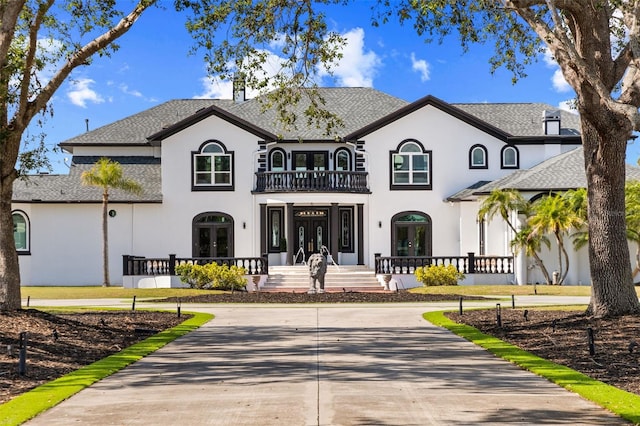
[0, 1, 157, 309]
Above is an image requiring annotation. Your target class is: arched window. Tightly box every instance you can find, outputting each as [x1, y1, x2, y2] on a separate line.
[390, 139, 432, 190]
[12, 210, 29, 253]
[192, 140, 234, 190]
[501, 145, 519, 169]
[334, 148, 352, 171]
[270, 149, 286, 171]
[469, 144, 488, 169]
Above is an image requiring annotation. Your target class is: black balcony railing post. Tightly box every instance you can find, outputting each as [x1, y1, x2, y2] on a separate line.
[168, 254, 176, 275]
[123, 255, 130, 276]
[467, 252, 476, 274]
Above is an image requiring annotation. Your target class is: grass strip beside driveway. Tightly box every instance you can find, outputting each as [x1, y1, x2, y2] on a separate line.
[0, 311, 213, 426]
[423, 310, 640, 425]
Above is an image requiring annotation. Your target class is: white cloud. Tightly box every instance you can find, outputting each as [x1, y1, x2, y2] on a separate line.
[410, 53, 430, 82]
[67, 78, 104, 108]
[195, 76, 234, 99]
[119, 84, 143, 98]
[543, 48, 572, 93]
[318, 27, 381, 87]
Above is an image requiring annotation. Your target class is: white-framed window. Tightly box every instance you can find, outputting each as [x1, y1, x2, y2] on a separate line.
[270, 149, 286, 171]
[501, 145, 519, 169]
[469, 144, 488, 169]
[12, 210, 29, 253]
[390, 139, 432, 190]
[192, 140, 234, 190]
[334, 148, 351, 171]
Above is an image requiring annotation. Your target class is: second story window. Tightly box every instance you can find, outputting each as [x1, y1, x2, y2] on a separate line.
[335, 149, 351, 171]
[270, 149, 286, 171]
[501, 145, 519, 169]
[192, 140, 234, 191]
[390, 139, 432, 190]
[469, 144, 488, 169]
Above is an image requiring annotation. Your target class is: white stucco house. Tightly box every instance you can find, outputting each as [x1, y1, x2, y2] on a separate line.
[11, 87, 640, 288]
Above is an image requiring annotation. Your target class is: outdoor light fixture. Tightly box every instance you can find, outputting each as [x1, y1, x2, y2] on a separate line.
[378, 221, 382, 228]
[243, 222, 246, 229]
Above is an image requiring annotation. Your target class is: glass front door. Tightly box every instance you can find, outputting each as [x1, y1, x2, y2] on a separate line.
[193, 213, 233, 257]
[392, 212, 431, 257]
[293, 208, 329, 261]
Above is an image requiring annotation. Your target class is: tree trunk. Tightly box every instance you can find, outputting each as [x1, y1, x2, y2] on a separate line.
[582, 116, 640, 317]
[102, 190, 110, 287]
[0, 173, 21, 310]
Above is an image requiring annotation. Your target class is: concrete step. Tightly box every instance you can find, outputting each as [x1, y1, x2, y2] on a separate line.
[262, 265, 383, 292]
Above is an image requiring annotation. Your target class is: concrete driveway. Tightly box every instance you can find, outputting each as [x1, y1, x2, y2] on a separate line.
[25, 302, 625, 425]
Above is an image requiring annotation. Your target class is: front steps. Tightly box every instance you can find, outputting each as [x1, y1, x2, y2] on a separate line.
[261, 265, 386, 293]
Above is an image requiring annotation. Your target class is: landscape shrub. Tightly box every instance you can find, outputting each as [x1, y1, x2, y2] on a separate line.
[175, 262, 247, 290]
[414, 264, 465, 286]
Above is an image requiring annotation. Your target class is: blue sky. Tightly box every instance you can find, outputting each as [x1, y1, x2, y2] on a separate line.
[33, 2, 638, 173]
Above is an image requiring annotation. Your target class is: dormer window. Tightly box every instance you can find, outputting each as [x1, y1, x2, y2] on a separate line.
[501, 145, 519, 169]
[469, 144, 488, 169]
[390, 139, 432, 190]
[192, 140, 234, 191]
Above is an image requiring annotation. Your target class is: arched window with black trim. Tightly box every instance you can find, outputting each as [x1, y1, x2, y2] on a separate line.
[269, 149, 286, 171]
[390, 139, 432, 190]
[12, 210, 29, 254]
[469, 144, 488, 169]
[192, 140, 234, 190]
[334, 148, 352, 171]
[501, 145, 519, 169]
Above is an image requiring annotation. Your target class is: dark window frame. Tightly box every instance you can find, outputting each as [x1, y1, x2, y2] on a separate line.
[191, 140, 235, 191]
[12, 209, 30, 255]
[338, 206, 354, 253]
[389, 139, 432, 191]
[469, 144, 488, 169]
[267, 206, 285, 253]
[500, 145, 519, 169]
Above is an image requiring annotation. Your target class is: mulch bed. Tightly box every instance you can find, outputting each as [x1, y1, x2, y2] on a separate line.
[447, 308, 640, 396]
[0, 310, 188, 404]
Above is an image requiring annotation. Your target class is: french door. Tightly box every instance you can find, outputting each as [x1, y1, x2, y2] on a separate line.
[193, 213, 233, 257]
[392, 212, 431, 257]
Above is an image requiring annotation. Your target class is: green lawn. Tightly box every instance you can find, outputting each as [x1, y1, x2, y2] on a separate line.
[410, 284, 597, 296]
[20, 284, 603, 300]
[20, 286, 223, 300]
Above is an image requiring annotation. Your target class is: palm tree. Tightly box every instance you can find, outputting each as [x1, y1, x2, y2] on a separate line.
[510, 226, 552, 284]
[81, 158, 142, 286]
[528, 192, 585, 285]
[477, 189, 529, 234]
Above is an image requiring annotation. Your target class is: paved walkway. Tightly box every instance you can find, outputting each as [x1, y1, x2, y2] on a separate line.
[25, 299, 626, 425]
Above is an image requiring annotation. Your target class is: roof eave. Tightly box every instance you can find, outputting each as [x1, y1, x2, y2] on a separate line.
[147, 104, 278, 144]
[344, 94, 511, 141]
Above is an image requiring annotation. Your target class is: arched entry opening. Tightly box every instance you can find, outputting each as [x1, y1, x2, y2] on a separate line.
[391, 211, 432, 256]
[192, 212, 234, 257]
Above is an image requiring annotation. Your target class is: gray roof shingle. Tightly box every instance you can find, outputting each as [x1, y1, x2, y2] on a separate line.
[13, 157, 162, 203]
[456, 147, 640, 199]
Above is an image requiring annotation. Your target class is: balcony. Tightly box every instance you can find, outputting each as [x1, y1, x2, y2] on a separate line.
[254, 170, 370, 193]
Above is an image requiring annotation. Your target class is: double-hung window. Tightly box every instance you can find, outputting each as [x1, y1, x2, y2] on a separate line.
[192, 140, 234, 191]
[390, 140, 432, 190]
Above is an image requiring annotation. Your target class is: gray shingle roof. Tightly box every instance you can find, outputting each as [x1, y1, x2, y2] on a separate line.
[463, 147, 640, 197]
[13, 157, 162, 203]
[453, 103, 581, 136]
[60, 99, 226, 147]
